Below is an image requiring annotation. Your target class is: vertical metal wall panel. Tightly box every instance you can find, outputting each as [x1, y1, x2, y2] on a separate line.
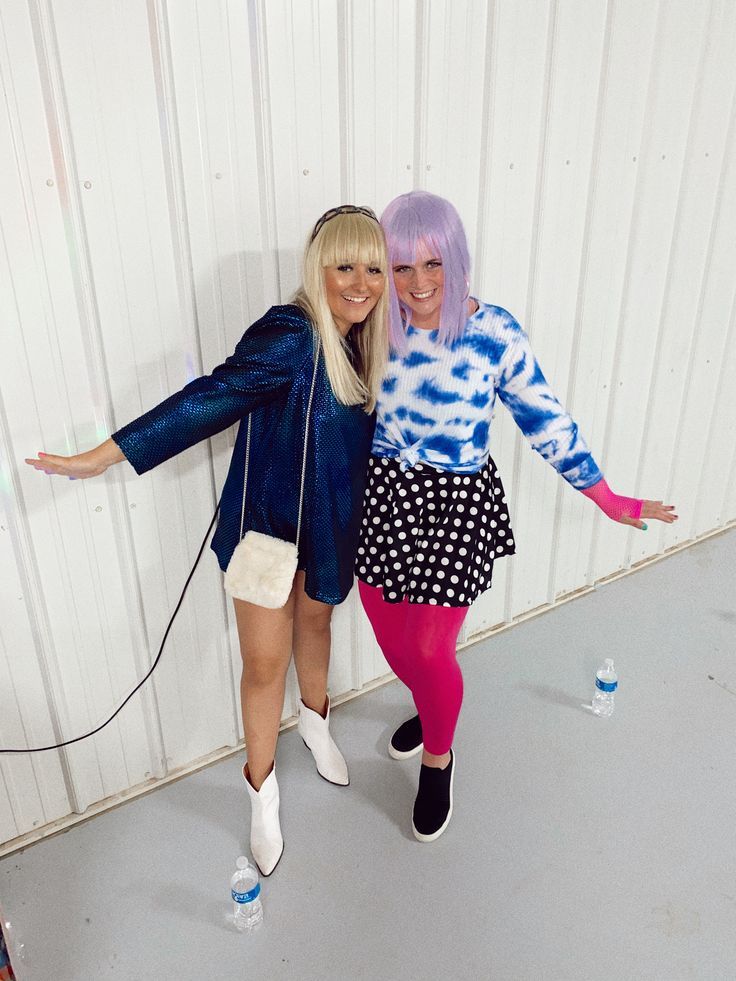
[256, 0, 342, 298]
[505, 0, 609, 621]
[631, 0, 736, 568]
[552, 0, 661, 600]
[2, 0, 735, 850]
[464, 0, 554, 638]
[0, 7, 71, 837]
[49, 0, 238, 782]
[683, 112, 736, 540]
[0, 0, 159, 823]
[660, 2, 736, 551]
[344, 0, 416, 210]
[0, 500, 69, 841]
[422, 0, 490, 246]
[591, 0, 711, 581]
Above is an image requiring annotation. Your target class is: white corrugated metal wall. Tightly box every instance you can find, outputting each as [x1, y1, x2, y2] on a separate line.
[1, 0, 734, 853]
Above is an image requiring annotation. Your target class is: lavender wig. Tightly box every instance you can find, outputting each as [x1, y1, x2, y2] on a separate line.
[380, 191, 471, 350]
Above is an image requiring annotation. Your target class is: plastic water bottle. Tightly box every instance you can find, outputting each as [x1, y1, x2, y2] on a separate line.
[231, 856, 263, 933]
[1, 908, 25, 977]
[591, 658, 617, 717]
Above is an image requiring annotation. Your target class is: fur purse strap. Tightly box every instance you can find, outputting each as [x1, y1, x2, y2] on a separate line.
[237, 335, 321, 551]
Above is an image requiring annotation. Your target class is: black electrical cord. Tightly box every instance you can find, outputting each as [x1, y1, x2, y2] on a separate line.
[0, 503, 220, 754]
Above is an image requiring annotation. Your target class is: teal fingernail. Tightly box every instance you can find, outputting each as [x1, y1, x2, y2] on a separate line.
[641, 522, 648, 531]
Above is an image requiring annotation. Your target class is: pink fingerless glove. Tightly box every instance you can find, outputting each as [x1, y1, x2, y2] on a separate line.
[580, 477, 642, 522]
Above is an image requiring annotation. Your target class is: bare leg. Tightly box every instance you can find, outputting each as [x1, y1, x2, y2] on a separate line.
[234, 583, 297, 790]
[292, 571, 334, 717]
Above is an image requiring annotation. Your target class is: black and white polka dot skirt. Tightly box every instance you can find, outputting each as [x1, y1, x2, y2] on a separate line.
[356, 454, 515, 607]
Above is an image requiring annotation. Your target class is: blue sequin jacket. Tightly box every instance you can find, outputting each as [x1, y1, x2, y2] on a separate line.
[112, 305, 375, 604]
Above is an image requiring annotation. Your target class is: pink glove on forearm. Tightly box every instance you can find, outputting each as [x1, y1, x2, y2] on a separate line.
[580, 477, 642, 522]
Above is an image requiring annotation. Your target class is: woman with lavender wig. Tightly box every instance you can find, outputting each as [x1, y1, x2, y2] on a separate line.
[356, 190, 677, 842]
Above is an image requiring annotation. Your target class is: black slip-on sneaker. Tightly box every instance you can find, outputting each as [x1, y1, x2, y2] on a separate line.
[388, 714, 423, 760]
[412, 749, 455, 842]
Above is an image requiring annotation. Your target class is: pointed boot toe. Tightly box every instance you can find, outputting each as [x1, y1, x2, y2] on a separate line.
[297, 696, 349, 786]
[243, 764, 284, 876]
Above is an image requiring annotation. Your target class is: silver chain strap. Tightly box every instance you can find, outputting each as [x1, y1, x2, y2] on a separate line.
[238, 337, 321, 550]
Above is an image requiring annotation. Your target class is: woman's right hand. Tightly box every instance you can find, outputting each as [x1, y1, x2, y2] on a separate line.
[25, 437, 125, 479]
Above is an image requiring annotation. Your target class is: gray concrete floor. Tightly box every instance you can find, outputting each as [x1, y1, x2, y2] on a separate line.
[2, 529, 735, 981]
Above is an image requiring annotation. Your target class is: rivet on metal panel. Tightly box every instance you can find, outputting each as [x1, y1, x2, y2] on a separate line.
[94, 505, 102, 512]
[46, 179, 54, 187]
[302, 168, 309, 175]
[215, 172, 223, 180]
[83, 180, 92, 189]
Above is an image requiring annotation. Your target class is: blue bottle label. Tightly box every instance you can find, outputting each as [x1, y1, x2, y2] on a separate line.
[232, 882, 261, 904]
[596, 678, 617, 693]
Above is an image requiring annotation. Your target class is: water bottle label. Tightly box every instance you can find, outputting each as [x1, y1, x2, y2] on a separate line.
[232, 882, 261, 904]
[596, 677, 617, 693]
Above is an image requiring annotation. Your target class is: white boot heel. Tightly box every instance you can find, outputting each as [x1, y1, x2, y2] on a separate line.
[297, 696, 349, 786]
[242, 763, 284, 876]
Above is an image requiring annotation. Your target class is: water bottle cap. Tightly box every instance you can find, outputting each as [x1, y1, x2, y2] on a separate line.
[236, 856, 249, 870]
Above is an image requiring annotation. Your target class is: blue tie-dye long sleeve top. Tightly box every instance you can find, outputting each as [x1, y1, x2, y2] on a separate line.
[372, 301, 602, 489]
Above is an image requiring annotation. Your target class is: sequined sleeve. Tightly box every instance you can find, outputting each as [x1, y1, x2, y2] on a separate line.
[112, 306, 313, 475]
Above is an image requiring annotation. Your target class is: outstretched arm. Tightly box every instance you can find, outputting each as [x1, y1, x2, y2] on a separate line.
[495, 316, 677, 530]
[24, 306, 311, 480]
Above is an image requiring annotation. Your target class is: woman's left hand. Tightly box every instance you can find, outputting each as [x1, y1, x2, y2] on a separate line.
[580, 478, 678, 530]
[618, 499, 678, 531]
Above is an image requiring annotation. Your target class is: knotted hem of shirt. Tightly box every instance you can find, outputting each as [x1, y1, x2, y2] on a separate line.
[397, 444, 421, 471]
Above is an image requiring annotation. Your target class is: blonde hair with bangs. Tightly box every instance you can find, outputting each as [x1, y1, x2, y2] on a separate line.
[293, 212, 388, 412]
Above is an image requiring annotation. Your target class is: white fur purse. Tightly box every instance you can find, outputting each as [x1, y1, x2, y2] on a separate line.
[224, 338, 320, 608]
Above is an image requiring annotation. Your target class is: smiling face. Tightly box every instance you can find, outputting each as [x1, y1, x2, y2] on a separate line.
[323, 262, 385, 335]
[391, 242, 445, 330]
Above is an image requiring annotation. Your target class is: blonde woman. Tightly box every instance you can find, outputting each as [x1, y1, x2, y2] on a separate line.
[25, 206, 389, 876]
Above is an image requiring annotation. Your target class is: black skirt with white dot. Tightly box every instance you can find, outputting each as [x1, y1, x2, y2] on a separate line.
[356, 454, 515, 607]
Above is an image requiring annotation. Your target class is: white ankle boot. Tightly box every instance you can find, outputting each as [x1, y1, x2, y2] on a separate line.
[242, 763, 284, 876]
[297, 695, 349, 786]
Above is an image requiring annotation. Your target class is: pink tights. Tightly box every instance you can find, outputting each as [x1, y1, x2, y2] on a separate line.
[358, 581, 469, 755]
